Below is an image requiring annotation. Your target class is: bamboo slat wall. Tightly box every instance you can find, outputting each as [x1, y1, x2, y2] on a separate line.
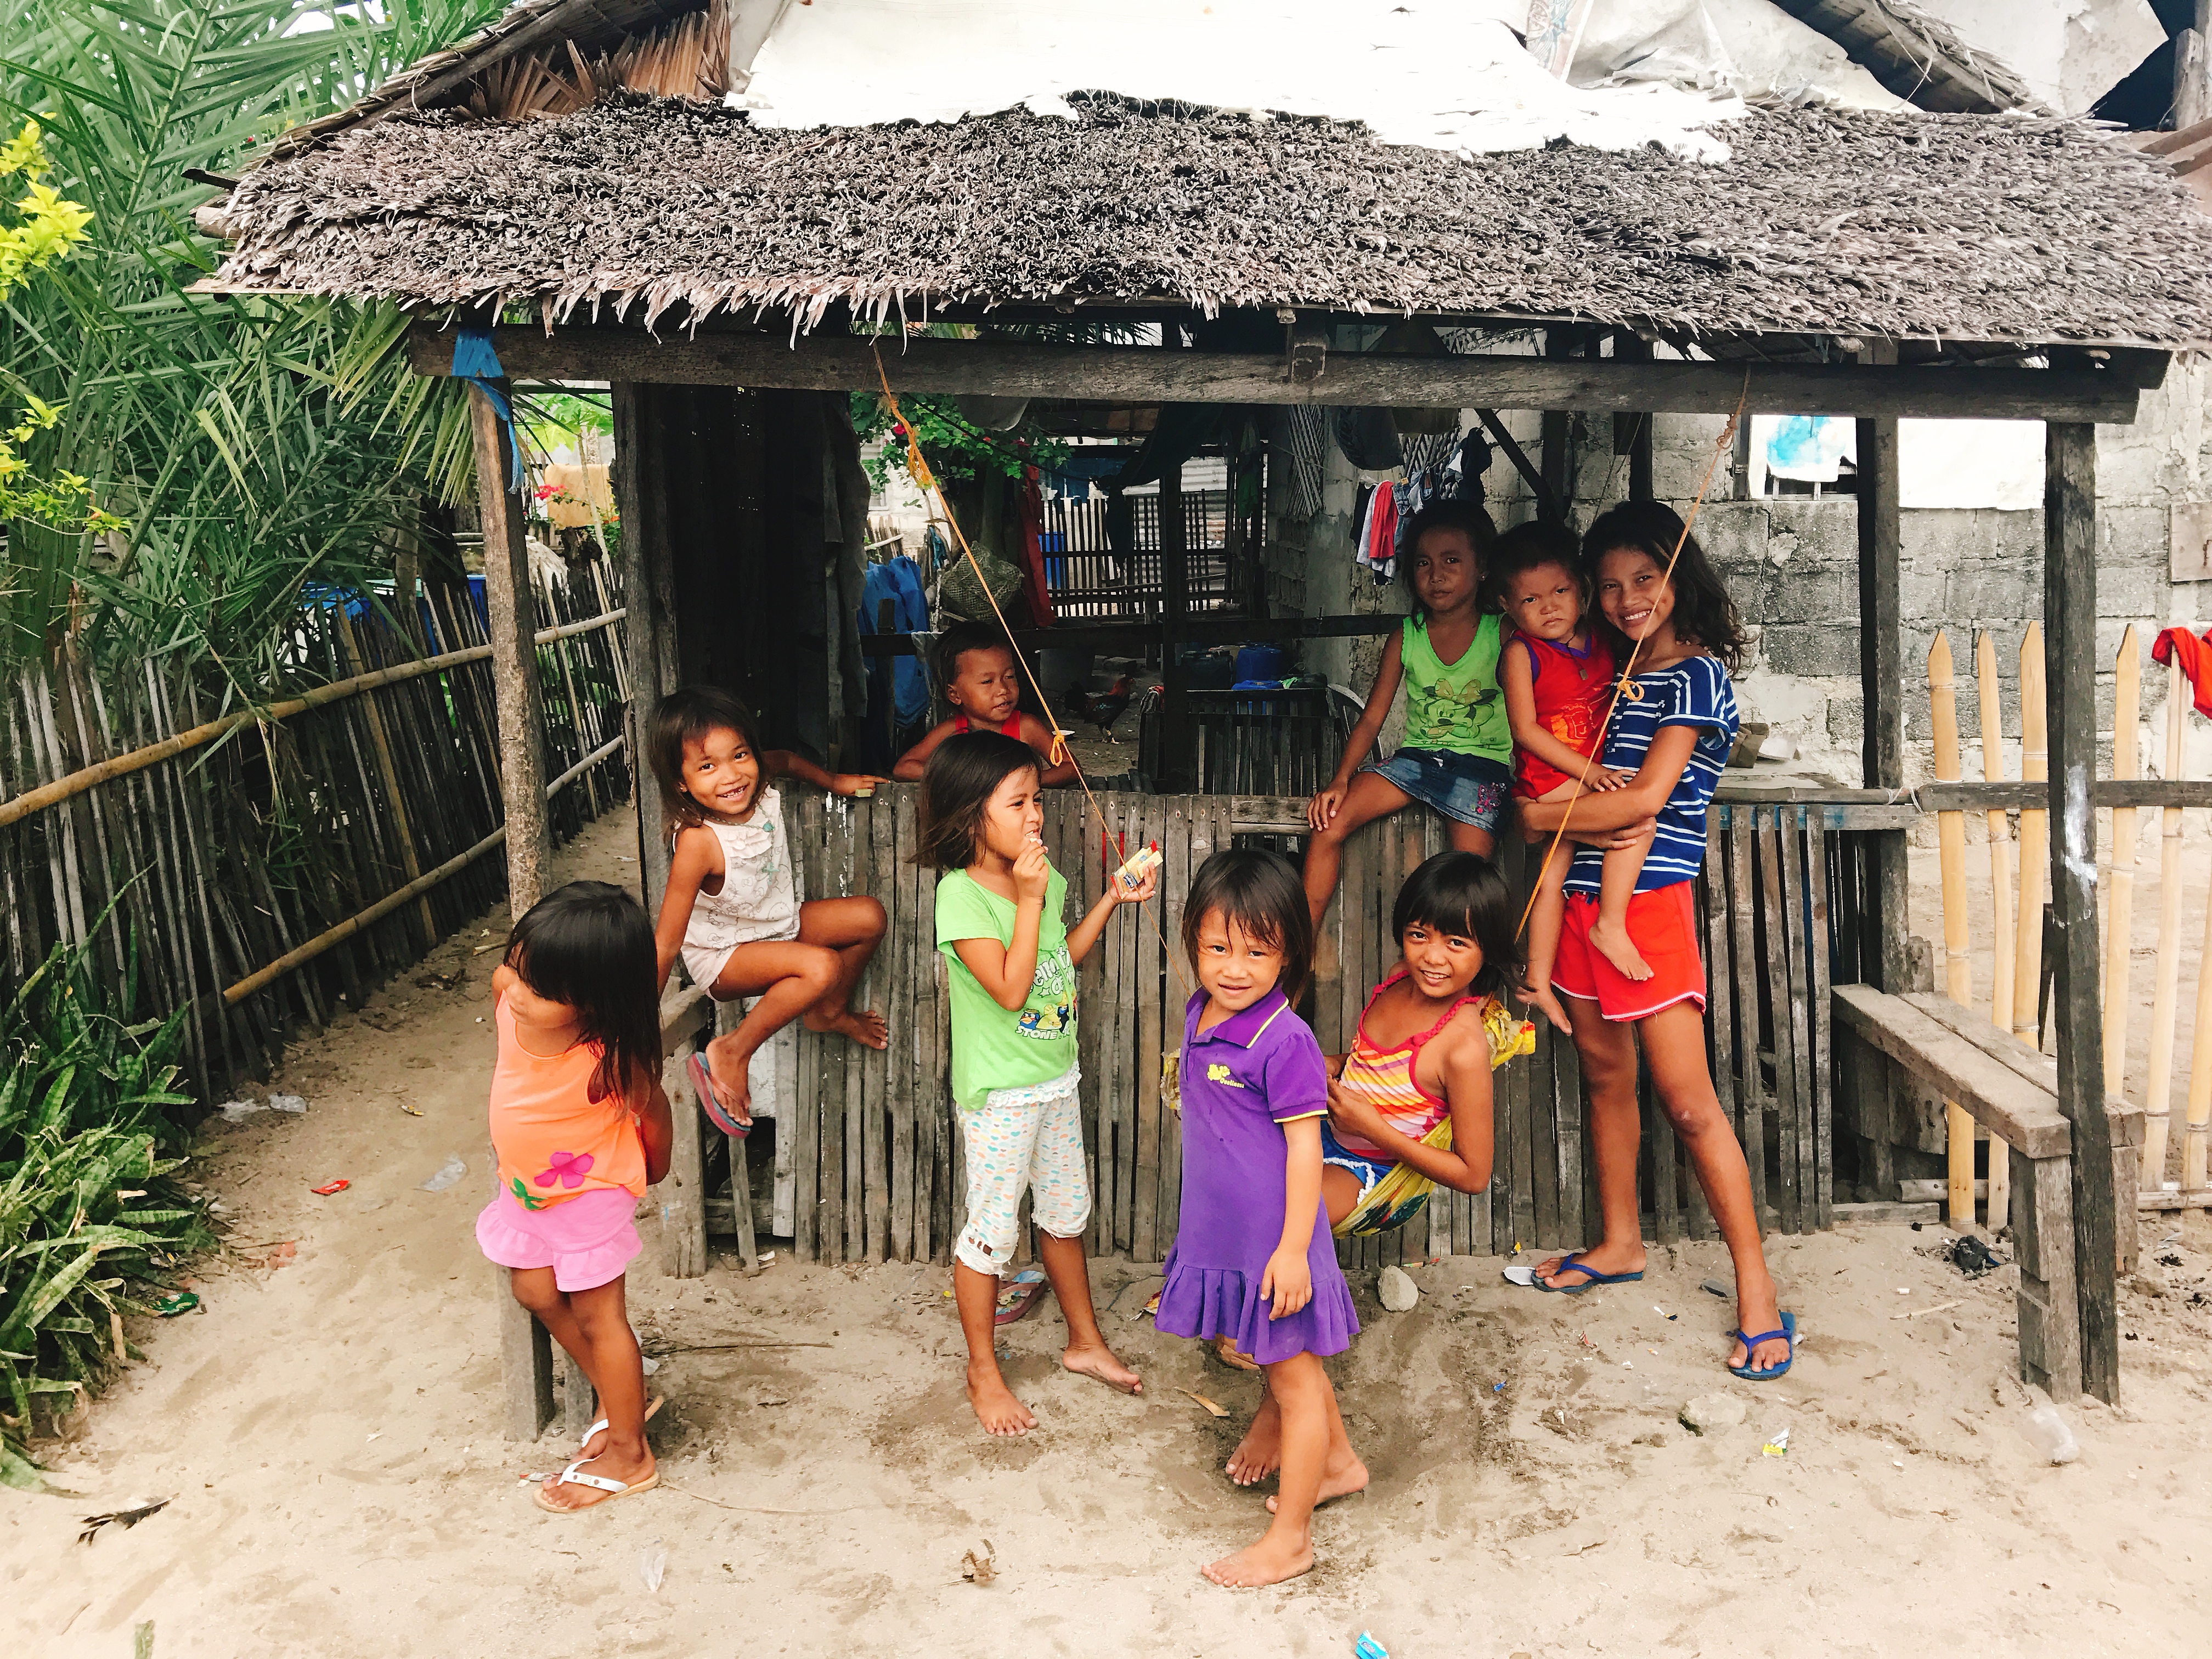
[0, 565, 630, 1102]
[754, 783, 1847, 1267]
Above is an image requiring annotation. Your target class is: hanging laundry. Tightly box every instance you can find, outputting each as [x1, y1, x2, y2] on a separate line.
[2153, 626, 2212, 720]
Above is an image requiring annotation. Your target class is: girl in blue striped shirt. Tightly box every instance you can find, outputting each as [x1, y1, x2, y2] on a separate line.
[1517, 504, 1793, 1383]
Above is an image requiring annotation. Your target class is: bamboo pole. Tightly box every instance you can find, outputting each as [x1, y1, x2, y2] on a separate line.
[2145, 656, 2187, 1191]
[0, 610, 622, 830]
[2012, 625, 2050, 1054]
[2104, 628, 2140, 1106]
[1978, 631, 2017, 1232]
[1928, 633, 1978, 1231]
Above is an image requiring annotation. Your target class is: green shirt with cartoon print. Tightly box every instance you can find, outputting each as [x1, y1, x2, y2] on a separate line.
[936, 865, 1077, 1110]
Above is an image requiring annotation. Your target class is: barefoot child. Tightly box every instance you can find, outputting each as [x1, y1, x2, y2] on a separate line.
[1304, 501, 1511, 926]
[477, 882, 673, 1513]
[919, 731, 1149, 1434]
[648, 687, 889, 1133]
[1494, 521, 1644, 1032]
[1519, 503, 1793, 1382]
[893, 621, 1077, 786]
[1158, 848, 1364, 1587]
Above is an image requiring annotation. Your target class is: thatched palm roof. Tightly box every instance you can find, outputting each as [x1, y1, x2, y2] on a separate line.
[203, 93, 2212, 349]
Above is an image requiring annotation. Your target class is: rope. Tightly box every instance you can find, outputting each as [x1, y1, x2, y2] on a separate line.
[1515, 370, 1752, 939]
[870, 343, 1191, 994]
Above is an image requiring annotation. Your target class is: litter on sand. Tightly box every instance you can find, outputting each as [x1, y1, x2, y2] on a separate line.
[961, 1541, 997, 1585]
[311, 1179, 349, 1195]
[418, 1155, 466, 1192]
[639, 1542, 667, 1592]
[78, 1499, 170, 1544]
[1500, 1263, 1537, 1287]
[1700, 1278, 1730, 1298]
[153, 1292, 198, 1317]
[268, 1094, 307, 1114]
[1355, 1635, 1390, 1659]
[1950, 1235, 2001, 1278]
[1180, 1389, 1229, 1418]
[1762, 1427, 1790, 1457]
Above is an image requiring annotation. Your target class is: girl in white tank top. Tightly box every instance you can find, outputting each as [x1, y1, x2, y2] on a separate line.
[648, 690, 893, 1130]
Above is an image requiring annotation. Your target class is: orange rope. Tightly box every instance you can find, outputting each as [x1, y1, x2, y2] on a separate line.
[870, 342, 1191, 993]
[1514, 370, 1751, 939]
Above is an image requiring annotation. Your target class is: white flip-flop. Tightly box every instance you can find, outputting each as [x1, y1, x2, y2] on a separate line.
[534, 1454, 660, 1513]
[578, 1394, 665, 1451]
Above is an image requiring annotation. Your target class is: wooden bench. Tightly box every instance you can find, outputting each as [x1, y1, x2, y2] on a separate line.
[1832, 984, 2144, 1402]
[501, 983, 755, 1440]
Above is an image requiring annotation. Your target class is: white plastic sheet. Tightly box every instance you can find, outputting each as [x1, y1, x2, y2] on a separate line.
[1747, 414, 2044, 510]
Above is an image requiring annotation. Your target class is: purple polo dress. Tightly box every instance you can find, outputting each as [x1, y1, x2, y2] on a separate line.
[1154, 988, 1360, 1364]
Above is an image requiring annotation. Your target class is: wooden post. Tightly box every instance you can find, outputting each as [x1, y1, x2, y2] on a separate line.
[1613, 332, 1654, 502]
[1927, 634, 1978, 1231]
[1157, 447, 1194, 792]
[2045, 421, 2117, 1404]
[1855, 354, 1910, 992]
[469, 380, 550, 916]
[611, 382, 680, 919]
[1977, 630, 2018, 1103]
[1541, 328, 1580, 522]
[2145, 656, 2187, 1189]
[2103, 628, 2140, 1106]
[2178, 9, 2210, 132]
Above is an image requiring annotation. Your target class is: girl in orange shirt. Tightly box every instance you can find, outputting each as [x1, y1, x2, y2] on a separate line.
[476, 881, 674, 1514]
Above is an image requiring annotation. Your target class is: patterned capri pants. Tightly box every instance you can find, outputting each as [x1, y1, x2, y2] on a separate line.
[955, 1064, 1091, 1277]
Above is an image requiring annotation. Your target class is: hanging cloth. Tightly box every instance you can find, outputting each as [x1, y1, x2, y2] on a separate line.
[1017, 466, 1056, 628]
[2153, 626, 2212, 719]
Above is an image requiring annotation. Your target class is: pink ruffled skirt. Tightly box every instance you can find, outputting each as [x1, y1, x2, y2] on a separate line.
[476, 1184, 641, 1292]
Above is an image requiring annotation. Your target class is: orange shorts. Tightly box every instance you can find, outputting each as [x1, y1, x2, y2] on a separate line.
[1551, 882, 1706, 1023]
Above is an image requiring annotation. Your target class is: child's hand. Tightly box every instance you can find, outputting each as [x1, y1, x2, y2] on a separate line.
[1306, 786, 1346, 831]
[1592, 766, 1637, 792]
[1113, 865, 1159, 906]
[1325, 1076, 1386, 1145]
[828, 772, 886, 797]
[1012, 836, 1051, 905]
[1261, 1245, 1313, 1319]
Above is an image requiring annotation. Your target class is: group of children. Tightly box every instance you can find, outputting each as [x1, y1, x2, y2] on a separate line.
[470, 498, 1793, 1589]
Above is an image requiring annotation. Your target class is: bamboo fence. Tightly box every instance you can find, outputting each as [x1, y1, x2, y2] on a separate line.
[0, 561, 631, 1103]
[1927, 624, 2212, 1220]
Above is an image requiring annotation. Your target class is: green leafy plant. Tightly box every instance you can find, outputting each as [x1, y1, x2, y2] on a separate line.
[0, 921, 208, 1489]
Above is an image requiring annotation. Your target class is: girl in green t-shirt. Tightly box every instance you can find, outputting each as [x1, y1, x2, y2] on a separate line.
[1303, 501, 1513, 927]
[918, 731, 1158, 1438]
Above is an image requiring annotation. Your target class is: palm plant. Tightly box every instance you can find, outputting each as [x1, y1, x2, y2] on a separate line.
[0, 0, 505, 681]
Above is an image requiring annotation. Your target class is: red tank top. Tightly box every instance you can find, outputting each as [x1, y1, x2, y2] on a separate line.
[1512, 629, 1616, 800]
[952, 712, 1024, 737]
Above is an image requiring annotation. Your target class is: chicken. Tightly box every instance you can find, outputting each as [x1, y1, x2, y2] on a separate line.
[1071, 673, 1135, 740]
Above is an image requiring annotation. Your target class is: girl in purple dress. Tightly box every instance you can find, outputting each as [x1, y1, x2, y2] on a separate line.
[1156, 848, 1364, 1588]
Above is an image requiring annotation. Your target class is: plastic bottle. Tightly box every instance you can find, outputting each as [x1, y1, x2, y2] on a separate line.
[2024, 1406, 2079, 1465]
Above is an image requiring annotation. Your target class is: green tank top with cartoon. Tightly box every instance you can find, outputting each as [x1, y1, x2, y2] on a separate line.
[1398, 612, 1511, 765]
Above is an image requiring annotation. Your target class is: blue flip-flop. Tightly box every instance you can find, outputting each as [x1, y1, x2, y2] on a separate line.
[1533, 1254, 1645, 1294]
[686, 1051, 752, 1139]
[1727, 1310, 1796, 1380]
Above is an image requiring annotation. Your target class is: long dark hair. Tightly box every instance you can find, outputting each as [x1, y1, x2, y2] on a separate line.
[1181, 847, 1315, 1006]
[504, 881, 662, 1105]
[1579, 501, 1748, 672]
[913, 731, 1038, 870]
[1392, 851, 1521, 1002]
[647, 686, 768, 828]
[1401, 499, 1497, 623]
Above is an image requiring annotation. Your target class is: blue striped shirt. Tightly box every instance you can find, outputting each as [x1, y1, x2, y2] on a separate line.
[1564, 654, 1739, 896]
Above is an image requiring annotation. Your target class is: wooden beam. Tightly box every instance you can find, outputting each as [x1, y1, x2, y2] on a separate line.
[1475, 410, 1565, 526]
[2180, 25, 2211, 133]
[1857, 345, 1910, 993]
[1920, 779, 2212, 811]
[856, 610, 1402, 656]
[1831, 985, 2072, 1159]
[469, 380, 550, 916]
[405, 325, 2147, 424]
[2046, 420, 2119, 1405]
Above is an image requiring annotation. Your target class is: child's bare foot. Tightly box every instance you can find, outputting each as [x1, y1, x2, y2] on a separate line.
[804, 1007, 890, 1049]
[1533, 1240, 1646, 1290]
[967, 1362, 1036, 1436]
[1519, 978, 1572, 1034]
[1264, 1449, 1368, 1513]
[1587, 918, 1653, 981]
[1061, 1339, 1142, 1395]
[535, 1442, 656, 1513]
[1226, 1396, 1281, 1486]
[1201, 1532, 1315, 1588]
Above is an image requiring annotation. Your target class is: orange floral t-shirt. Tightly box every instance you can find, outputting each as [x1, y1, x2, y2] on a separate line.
[487, 992, 646, 1211]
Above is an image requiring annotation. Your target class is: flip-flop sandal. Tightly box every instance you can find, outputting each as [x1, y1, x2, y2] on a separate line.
[579, 1394, 665, 1451]
[533, 1454, 661, 1514]
[686, 1051, 752, 1139]
[994, 1268, 1051, 1327]
[1727, 1310, 1796, 1381]
[1533, 1254, 1645, 1295]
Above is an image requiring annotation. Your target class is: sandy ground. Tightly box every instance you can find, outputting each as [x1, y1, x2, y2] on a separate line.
[8, 811, 2212, 1658]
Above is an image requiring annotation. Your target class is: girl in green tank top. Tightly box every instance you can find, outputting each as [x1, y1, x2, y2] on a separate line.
[1301, 502, 1515, 927]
